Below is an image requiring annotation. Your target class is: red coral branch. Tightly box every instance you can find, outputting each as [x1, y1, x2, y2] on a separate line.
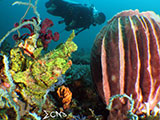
[12, 17, 59, 48]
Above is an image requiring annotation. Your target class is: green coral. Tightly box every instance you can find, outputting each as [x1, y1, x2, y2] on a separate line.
[10, 48, 26, 72]
[11, 31, 77, 106]
[33, 47, 43, 58]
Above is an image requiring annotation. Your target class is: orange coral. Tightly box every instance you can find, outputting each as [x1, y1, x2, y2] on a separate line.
[57, 85, 72, 109]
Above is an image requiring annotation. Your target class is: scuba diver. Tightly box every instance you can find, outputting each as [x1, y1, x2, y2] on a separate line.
[45, 0, 106, 35]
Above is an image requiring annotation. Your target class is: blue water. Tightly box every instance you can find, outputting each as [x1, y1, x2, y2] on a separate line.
[0, 0, 159, 50]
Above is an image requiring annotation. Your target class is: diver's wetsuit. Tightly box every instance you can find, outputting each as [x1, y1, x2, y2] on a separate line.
[45, 0, 95, 34]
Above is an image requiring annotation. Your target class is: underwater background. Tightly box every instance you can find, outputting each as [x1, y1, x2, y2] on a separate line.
[0, 0, 160, 51]
[0, 0, 160, 120]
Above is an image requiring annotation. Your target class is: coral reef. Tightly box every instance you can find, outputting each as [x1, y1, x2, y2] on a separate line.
[71, 48, 90, 65]
[0, 0, 80, 119]
[62, 48, 108, 120]
[11, 31, 77, 106]
[0, 0, 121, 120]
[0, 29, 77, 118]
[0, 30, 77, 120]
[65, 48, 91, 85]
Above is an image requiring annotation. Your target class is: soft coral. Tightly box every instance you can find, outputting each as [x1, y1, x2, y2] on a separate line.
[13, 17, 59, 48]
